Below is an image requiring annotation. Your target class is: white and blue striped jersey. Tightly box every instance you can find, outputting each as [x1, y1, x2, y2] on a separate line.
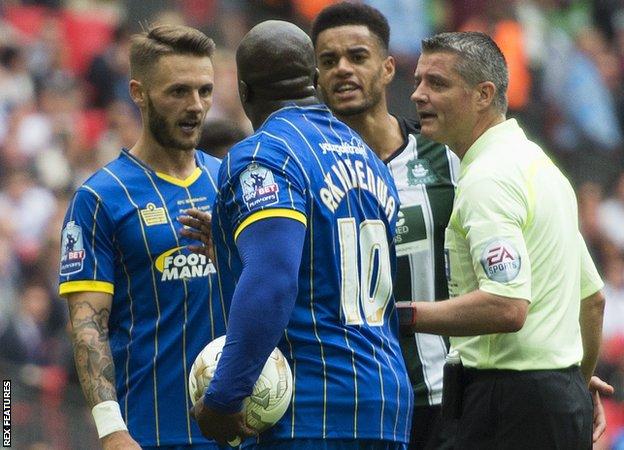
[59, 149, 227, 447]
[212, 105, 413, 444]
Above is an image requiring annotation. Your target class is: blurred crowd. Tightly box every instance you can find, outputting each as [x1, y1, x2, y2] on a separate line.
[0, 0, 623, 448]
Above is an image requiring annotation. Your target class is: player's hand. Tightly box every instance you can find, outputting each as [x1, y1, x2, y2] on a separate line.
[190, 398, 256, 446]
[101, 430, 141, 449]
[178, 208, 215, 260]
[589, 375, 615, 442]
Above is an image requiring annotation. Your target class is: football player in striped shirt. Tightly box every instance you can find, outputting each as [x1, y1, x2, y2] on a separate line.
[312, 4, 458, 449]
[191, 20, 413, 450]
[59, 25, 227, 449]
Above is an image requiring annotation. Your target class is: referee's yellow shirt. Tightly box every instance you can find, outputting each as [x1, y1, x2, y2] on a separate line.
[445, 119, 603, 370]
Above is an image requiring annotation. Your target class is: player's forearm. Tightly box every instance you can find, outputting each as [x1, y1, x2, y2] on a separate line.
[206, 278, 296, 412]
[69, 299, 117, 407]
[399, 290, 529, 336]
[579, 290, 605, 383]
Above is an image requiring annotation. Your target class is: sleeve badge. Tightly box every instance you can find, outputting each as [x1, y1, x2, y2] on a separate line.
[60, 221, 85, 276]
[239, 163, 280, 209]
[480, 239, 521, 283]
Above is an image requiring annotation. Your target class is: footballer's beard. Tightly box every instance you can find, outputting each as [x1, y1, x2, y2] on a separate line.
[147, 96, 200, 151]
[324, 72, 384, 117]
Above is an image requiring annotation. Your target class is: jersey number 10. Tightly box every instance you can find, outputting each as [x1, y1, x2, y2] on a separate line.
[338, 218, 393, 326]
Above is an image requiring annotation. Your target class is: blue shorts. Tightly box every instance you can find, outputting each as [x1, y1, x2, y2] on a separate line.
[244, 439, 407, 450]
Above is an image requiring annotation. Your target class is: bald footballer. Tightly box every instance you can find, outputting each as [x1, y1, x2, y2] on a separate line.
[191, 20, 412, 450]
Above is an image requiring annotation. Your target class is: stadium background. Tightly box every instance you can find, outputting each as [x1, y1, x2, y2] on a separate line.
[0, 0, 623, 448]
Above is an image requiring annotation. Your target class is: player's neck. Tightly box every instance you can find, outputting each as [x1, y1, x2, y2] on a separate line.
[454, 112, 506, 160]
[250, 95, 319, 130]
[339, 105, 402, 161]
[130, 134, 197, 179]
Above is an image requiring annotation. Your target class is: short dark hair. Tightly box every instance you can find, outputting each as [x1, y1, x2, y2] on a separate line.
[311, 2, 390, 51]
[422, 31, 509, 113]
[129, 24, 215, 81]
[198, 119, 247, 158]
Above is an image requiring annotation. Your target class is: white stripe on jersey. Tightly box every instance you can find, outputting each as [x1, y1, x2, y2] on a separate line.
[276, 113, 405, 438]
[259, 131, 311, 185]
[275, 117, 330, 437]
[446, 145, 460, 186]
[342, 327, 359, 438]
[102, 167, 163, 444]
[197, 162, 228, 332]
[116, 239, 135, 422]
[387, 133, 449, 405]
[81, 185, 102, 279]
[82, 185, 138, 419]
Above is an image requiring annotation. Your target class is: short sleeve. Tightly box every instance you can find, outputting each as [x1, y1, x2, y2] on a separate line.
[220, 140, 307, 240]
[58, 188, 115, 295]
[578, 232, 604, 299]
[457, 175, 531, 300]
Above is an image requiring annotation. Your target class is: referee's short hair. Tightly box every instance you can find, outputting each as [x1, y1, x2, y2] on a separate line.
[130, 24, 215, 83]
[311, 2, 390, 53]
[422, 31, 509, 114]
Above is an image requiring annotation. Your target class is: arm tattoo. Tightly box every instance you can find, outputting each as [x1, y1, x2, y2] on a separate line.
[69, 300, 117, 407]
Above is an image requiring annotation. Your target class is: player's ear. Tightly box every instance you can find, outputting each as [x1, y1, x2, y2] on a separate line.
[313, 68, 319, 89]
[238, 80, 250, 105]
[475, 81, 496, 111]
[382, 55, 396, 84]
[129, 79, 146, 108]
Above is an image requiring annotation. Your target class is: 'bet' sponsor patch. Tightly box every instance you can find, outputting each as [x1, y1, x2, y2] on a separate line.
[240, 163, 279, 209]
[60, 221, 85, 276]
[480, 239, 521, 283]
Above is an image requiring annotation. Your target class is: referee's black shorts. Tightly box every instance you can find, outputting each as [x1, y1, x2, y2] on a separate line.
[456, 365, 592, 450]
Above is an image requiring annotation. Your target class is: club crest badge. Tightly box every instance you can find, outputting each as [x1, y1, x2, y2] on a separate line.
[406, 158, 438, 186]
[140, 202, 168, 226]
[480, 239, 521, 283]
[60, 221, 85, 276]
[240, 163, 279, 209]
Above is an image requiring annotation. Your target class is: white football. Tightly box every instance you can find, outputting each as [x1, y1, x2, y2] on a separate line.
[189, 335, 293, 433]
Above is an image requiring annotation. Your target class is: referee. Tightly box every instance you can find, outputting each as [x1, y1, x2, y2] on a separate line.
[399, 31, 610, 449]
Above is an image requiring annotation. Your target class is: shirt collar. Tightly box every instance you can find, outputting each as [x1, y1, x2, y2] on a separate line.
[459, 118, 524, 177]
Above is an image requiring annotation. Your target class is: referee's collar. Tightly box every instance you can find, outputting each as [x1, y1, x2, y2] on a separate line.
[460, 119, 523, 171]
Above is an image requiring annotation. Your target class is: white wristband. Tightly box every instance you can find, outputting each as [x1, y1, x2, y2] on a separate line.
[91, 401, 128, 438]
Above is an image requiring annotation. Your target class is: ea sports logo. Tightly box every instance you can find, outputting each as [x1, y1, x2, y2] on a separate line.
[480, 239, 521, 282]
[486, 246, 514, 266]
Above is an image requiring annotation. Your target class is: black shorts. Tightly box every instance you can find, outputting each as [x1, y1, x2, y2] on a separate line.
[409, 404, 456, 450]
[456, 366, 592, 450]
